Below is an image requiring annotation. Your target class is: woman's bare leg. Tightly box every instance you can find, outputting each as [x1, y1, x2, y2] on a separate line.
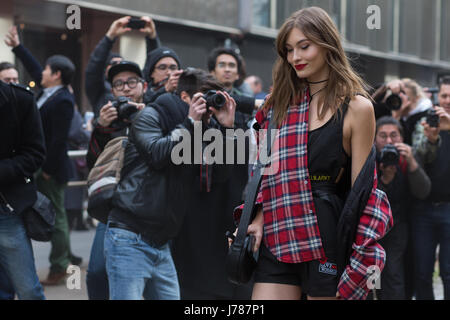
[252, 283, 302, 300]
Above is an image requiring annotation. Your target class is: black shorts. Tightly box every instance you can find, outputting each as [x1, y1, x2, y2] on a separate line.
[254, 193, 342, 298]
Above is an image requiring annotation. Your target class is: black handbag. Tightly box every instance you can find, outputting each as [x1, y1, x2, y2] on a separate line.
[226, 117, 276, 285]
[22, 191, 56, 242]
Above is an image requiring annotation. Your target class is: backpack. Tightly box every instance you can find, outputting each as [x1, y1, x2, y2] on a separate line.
[87, 136, 127, 224]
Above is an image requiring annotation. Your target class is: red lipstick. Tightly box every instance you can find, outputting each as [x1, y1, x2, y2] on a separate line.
[295, 64, 307, 71]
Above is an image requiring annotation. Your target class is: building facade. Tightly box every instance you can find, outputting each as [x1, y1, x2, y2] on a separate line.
[0, 0, 449, 111]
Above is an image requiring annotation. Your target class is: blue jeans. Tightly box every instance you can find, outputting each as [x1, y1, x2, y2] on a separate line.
[0, 266, 15, 300]
[412, 202, 450, 300]
[104, 223, 180, 300]
[86, 222, 109, 300]
[0, 212, 45, 300]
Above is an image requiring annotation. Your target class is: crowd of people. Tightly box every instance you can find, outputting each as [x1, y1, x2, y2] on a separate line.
[0, 7, 449, 300]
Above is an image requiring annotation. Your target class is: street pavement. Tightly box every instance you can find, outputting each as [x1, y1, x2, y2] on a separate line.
[32, 227, 444, 300]
[32, 228, 95, 300]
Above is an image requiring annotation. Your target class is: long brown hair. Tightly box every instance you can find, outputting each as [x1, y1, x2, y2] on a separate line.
[265, 7, 370, 126]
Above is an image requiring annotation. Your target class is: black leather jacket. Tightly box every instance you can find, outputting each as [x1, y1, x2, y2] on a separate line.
[109, 94, 196, 245]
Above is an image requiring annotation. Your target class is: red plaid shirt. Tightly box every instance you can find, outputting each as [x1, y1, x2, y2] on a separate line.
[234, 89, 393, 299]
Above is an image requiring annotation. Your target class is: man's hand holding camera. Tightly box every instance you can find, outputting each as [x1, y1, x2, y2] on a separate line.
[421, 106, 450, 135]
[98, 102, 118, 127]
[106, 16, 132, 40]
[394, 142, 418, 172]
[140, 16, 157, 39]
[98, 100, 144, 127]
[209, 91, 236, 128]
[188, 93, 208, 122]
[188, 91, 236, 128]
[379, 142, 417, 185]
[437, 107, 450, 131]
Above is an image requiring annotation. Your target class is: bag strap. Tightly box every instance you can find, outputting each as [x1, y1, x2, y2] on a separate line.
[233, 116, 277, 248]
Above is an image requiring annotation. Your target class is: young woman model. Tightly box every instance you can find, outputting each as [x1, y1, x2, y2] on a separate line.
[233, 7, 392, 300]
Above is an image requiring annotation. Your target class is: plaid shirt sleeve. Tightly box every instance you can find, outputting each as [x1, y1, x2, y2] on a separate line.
[337, 182, 394, 300]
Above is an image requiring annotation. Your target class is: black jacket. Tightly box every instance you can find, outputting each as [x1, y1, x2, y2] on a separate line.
[109, 93, 196, 245]
[425, 131, 450, 202]
[85, 35, 160, 116]
[0, 81, 46, 214]
[12, 44, 75, 184]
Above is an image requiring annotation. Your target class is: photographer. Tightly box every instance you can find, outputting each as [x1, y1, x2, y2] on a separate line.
[170, 70, 252, 299]
[142, 46, 183, 104]
[410, 76, 450, 300]
[85, 60, 145, 300]
[207, 47, 263, 227]
[104, 68, 236, 300]
[85, 16, 160, 117]
[372, 79, 433, 145]
[374, 116, 431, 300]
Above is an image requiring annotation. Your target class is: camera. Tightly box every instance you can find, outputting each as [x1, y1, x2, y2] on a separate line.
[379, 144, 399, 166]
[203, 90, 226, 110]
[385, 91, 403, 111]
[127, 18, 146, 30]
[111, 96, 139, 121]
[426, 108, 440, 128]
[424, 87, 439, 107]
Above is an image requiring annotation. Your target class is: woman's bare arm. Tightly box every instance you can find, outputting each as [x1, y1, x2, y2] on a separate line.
[348, 95, 376, 186]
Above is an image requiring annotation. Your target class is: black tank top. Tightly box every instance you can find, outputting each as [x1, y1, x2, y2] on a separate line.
[307, 99, 351, 196]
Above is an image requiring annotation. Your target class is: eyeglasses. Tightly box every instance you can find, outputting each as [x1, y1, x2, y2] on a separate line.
[155, 64, 178, 71]
[377, 132, 400, 141]
[217, 62, 237, 69]
[112, 77, 143, 91]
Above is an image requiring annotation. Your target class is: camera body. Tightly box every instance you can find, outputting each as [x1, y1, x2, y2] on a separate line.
[203, 90, 226, 110]
[111, 96, 139, 121]
[379, 144, 400, 166]
[127, 18, 146, 30]
[426, 108, 440, 128]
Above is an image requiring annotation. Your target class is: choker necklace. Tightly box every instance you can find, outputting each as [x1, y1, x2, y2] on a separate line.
[310, 86, 327, 100]
[306, 78, 329, 84]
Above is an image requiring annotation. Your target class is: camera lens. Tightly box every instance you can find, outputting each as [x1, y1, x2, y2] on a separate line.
[212, 94, 226, 109]
[203, 90, 226, 109]
[385, 94, 402, 111]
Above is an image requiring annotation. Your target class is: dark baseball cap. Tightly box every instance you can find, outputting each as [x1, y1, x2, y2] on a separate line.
[107, 60, 143, 84]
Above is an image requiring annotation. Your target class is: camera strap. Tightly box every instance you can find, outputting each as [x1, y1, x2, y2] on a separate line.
[233, 116, 277, 248]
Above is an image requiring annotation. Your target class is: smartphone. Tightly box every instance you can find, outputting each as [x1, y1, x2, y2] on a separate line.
[127, 18, 146, 29]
